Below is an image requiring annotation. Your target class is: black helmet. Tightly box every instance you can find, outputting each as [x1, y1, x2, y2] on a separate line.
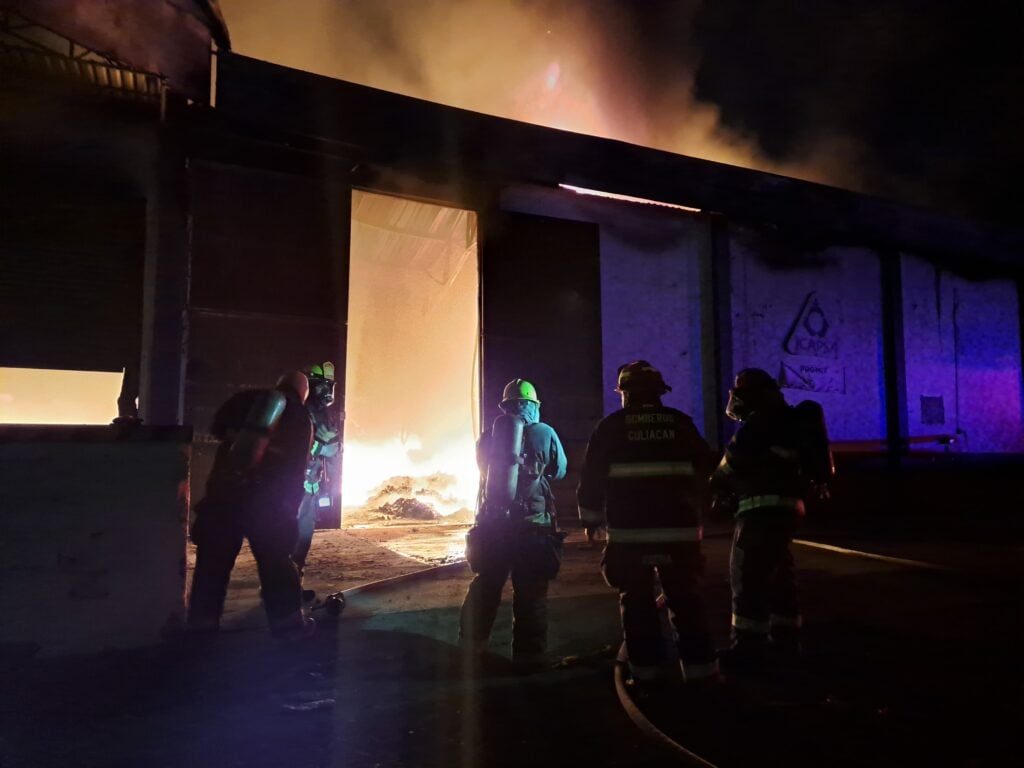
[615, 361, 671, 394]
[726, 368, 782, 421]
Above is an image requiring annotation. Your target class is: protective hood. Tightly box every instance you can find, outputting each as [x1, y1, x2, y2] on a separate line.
[725, 388, 750, 422]
[501, 398, 540, 425]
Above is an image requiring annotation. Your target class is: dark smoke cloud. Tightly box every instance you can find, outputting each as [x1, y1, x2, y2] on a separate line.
[690, 0, 1024, 224]
[219, 0, 1022, 225]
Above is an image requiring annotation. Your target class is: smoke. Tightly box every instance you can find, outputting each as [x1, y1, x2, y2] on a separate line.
[219, 0, 1024, 221]
[218, 0, 866, 192]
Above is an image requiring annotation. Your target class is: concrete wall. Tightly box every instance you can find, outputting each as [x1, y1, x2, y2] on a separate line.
[501, 186, 712, 432]
[0, 426, 191, 657]
[499, 190, 1020, 454]
[728, 225, 887, 443]
[902, 254, 1023, 453]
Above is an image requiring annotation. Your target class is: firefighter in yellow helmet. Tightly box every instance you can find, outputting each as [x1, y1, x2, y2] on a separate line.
[577, 361, 718, 685]
[459, 378, 567, 670]
[293, 362, 341, 589]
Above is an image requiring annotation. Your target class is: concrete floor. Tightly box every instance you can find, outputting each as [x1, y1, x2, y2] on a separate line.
[2, 519, 1020, 767]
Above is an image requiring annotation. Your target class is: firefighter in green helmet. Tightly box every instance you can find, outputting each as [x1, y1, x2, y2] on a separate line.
[293, 362, 341, 590]
[459, 378, 567, 670]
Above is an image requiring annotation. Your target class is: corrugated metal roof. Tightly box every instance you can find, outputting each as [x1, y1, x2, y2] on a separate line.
[0, 9, 164, 102]
[1, 40, 163, 99]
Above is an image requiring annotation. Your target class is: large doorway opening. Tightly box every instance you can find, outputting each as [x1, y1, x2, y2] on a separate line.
[341, 191, 480, 527]
[0, 367, 123, 424]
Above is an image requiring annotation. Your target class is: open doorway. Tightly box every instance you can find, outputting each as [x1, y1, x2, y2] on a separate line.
[341, 191, 480, 528]
[0, 367, 123, 424]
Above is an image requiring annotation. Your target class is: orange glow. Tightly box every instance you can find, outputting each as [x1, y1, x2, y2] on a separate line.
[217, 1, 855, 190]
[0, 367, 123, 425]
[342, 192, 480, 522]
[559, 184, 702, 212]
[341, 435, 479, 518]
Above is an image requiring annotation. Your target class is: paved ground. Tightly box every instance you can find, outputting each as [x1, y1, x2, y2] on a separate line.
[1, 519, 1020, 767]
[634, 540, 1022, 767]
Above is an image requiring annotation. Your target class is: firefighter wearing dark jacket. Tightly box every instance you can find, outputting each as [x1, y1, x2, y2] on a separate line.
[578, 361, 719, 684]
[187, 370, 315, 641]
[293, 361, 341, 578]
[459, 378, 567, 668]
[711, 367, 834, 671]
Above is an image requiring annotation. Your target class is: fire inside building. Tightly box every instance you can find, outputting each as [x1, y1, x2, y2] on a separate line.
[1, 2, 1022, 766]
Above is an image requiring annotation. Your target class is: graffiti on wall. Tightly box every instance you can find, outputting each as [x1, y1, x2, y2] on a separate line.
[780, 291, 846, 393]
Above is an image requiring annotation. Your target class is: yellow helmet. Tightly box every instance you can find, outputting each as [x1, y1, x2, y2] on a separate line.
[306, 361, 335, 382]
[501, 378, 539, 405]
[305, 361, 336, 406]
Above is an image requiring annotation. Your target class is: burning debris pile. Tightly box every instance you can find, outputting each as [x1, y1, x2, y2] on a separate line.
[343, 472, 476, 526]
[377, 498, 437, 521]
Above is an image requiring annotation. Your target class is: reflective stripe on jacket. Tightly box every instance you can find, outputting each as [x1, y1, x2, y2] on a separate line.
[577, 404, 711, 534]
[713, 405, 807, 515]
[737, 495, 805, 515]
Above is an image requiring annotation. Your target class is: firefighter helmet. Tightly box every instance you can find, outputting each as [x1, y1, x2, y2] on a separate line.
[726, 367, 783, 421]
[306, 361, 335, 381]
[305, 361, 336, 406]
[500, 378, 540, 405]
[615, 360, 671, 394]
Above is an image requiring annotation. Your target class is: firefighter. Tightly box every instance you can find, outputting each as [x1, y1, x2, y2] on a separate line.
[578, 361, 719, 685]
[293, 361, 341, 584]
[711, 367, 833, 672]
[459, 378, 567, 670]
[187, 370, 315, 641]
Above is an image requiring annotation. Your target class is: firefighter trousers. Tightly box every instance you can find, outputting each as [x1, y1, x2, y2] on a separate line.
[729, 512, 800, 649]
[602, 543, 717, 674]
[188, 498, 303, 632]
[459, 534, 549, 660]
[293, 492, 318, 574]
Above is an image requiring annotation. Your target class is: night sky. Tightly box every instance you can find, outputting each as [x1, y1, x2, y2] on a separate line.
[220, 0, 1022, 228]
[683, 0, 1024, 227]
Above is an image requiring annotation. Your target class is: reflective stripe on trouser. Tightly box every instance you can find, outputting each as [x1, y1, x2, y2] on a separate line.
[629, 663, 664, 682]
[608, 461, 694, 478]
[606, 526, 702, 544]
[730, 514, 798, 644]
[737, 495, 805, 515]
[681, 658, 720, 681]
[732, 614, 770, 634]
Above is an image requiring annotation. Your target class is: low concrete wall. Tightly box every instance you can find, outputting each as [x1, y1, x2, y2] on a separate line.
[0, 424, 191, 657]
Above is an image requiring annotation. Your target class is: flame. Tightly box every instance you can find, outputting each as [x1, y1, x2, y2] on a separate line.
[341, 434, 479, 519]
[342, 191, 480, 525]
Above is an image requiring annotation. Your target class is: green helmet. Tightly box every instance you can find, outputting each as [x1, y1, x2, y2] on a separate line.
[304, 361, 336, 407]
[501, 378, 539, 405]
[306, 361, 335, 382]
